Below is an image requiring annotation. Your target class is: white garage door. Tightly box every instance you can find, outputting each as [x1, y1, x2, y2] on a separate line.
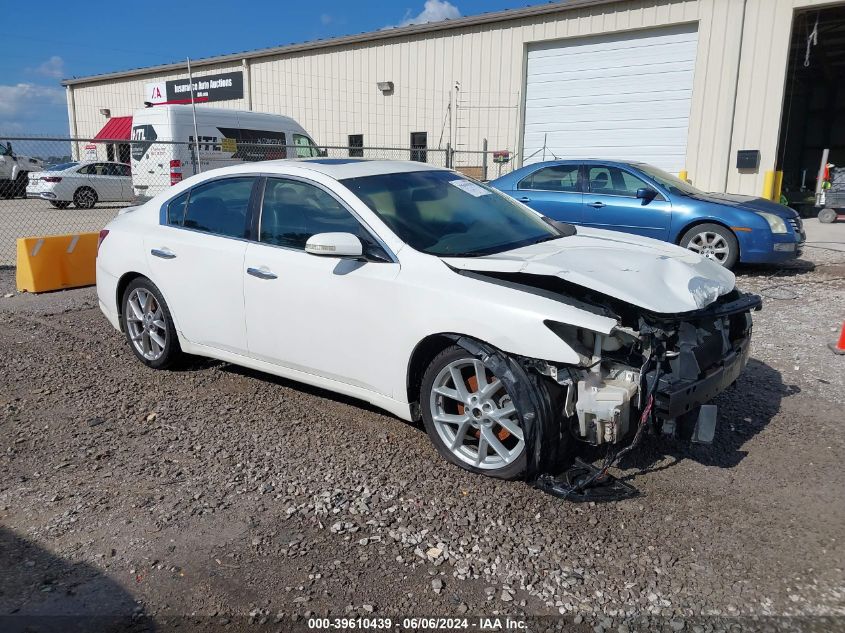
[522, 24, 698, 174]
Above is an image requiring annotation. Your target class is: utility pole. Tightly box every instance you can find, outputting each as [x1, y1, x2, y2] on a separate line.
[187, 57, 202, 174]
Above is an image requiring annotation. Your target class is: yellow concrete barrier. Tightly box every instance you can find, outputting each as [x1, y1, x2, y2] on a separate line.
[16, 232, 99, 293]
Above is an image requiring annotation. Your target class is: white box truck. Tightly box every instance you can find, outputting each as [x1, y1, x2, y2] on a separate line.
[130, 105, 320, 198]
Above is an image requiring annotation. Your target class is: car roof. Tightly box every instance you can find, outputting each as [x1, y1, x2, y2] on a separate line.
[74, 160, 130, 166]
[194, 158, 451, 181]
[518, 159, 648, 168]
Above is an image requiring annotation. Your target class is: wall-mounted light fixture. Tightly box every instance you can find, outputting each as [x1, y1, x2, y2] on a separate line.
[376, 81, 394, 95]
[99, 108, 111, 118]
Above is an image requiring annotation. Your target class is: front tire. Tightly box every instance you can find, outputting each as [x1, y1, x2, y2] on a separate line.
[679, 223, 739, 269]
[73, 187, 97, 209]
[421, 345, 528, 480]
[121, 277, 182, 369]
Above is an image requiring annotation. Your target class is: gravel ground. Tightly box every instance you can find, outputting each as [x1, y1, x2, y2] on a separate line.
[1, 241, 844, 633]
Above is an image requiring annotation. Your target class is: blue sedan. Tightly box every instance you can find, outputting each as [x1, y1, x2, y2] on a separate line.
[489, 160, 805, 268]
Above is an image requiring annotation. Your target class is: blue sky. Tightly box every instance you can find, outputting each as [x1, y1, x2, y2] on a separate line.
[0, 0, 540, 136]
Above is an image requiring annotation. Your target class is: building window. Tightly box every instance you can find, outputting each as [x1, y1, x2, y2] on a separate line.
[410, 132, 427, 163]
[348, 134, 364, 157]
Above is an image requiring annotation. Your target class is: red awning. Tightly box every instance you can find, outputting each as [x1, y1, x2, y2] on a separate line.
[92, 116, 132, 141]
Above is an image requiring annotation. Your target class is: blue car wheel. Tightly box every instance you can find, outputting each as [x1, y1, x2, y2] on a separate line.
[679, 223, 739, 269]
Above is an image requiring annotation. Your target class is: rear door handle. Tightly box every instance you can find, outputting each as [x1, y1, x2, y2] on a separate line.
[151, 248, 176, 259]
[518, 196, 531, 202]
[589, 201, 606, 209]
[247, 266, 278, 280]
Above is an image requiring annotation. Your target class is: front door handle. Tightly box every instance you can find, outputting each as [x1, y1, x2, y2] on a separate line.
[247, 266, 278, 280]
[518, 196, 531, 202]
[589, 201, 606, 209]
[151, 248, 176, 259]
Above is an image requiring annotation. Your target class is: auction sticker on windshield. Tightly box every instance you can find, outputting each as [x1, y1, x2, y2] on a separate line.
[449, 179, 490, 197]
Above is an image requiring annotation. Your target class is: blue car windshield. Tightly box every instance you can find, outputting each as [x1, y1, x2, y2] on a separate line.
[636, 164, 702, 197]
[341, 170, 562, 257]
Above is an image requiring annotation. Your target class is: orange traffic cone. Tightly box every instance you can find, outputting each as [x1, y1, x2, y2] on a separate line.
[830, 321, 845, 355]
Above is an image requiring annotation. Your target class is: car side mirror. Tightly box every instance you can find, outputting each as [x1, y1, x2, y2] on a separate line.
[305, 232, 363, 258]
[636, 187, 658, 204]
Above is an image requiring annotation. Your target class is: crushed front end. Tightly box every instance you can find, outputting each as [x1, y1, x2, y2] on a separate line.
[537, 287, 762, 450]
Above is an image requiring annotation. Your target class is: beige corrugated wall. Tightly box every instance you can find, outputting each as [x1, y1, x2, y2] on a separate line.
[65, 0, 842, 195]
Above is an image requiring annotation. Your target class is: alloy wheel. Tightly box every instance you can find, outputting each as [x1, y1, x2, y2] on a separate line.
[429, 359, 524, 470]
[125, 288, 167, 361]
[75, 189, 96, 209]
[686, 231, 730, 263]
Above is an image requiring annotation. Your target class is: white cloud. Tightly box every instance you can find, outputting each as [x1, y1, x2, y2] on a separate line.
[0, 83, 65, 118]
[394, 0, 460, 27]
[33, 56, 65, 79]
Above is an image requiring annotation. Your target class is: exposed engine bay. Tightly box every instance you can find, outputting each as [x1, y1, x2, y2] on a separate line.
[449, 270, 762, 500]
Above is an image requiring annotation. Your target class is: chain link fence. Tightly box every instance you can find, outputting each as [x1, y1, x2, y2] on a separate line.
[0, 136, 517, 265]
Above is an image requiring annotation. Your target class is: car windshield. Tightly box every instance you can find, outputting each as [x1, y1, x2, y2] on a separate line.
[342, 170, 562, 257]
[47, 162, 78, 171]
[635, 164, 703, 197]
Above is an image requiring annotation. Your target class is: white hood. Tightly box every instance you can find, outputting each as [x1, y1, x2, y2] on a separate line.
[443, 228, 736, 314]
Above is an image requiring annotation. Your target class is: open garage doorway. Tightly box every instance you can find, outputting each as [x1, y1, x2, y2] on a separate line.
[777, 4, 845, 217]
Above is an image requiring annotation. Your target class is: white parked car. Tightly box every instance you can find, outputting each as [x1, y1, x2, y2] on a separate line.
[27, 161, 133, 209]
[96, 159, 760, 480]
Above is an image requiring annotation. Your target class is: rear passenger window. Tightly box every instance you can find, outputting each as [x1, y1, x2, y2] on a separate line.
[167, 191, 189, 226]
[182, 177, 254, 238]
[518, 165, 580, 192]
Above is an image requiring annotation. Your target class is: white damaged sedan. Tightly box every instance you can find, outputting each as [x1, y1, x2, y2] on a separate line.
[96, 159, 760, 480]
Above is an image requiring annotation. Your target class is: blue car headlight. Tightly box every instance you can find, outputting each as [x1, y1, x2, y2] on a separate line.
[755, 212, 788, 234]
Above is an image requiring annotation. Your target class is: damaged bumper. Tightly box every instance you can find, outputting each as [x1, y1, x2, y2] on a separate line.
[644, 291, 760, 421]
[653, 334, 750, 419]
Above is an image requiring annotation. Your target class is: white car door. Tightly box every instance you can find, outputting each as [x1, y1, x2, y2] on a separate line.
[115, 163, 133, 201]
[243, 176, 401, 396]
[144, 176, 256, 354]
[87, 163, 123, 201]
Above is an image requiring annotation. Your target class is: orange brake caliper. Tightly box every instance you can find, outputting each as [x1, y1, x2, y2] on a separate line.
[457, 373, 510, 441]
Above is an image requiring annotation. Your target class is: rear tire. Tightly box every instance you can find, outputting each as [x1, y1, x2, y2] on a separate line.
[73, 187, 97, 209]
[50, 201, 70, 209]
[818, 207, 837, 224]
[420, 345, 529, 480]
[679, 223, 739, 269]
[121, 277, 182, 370]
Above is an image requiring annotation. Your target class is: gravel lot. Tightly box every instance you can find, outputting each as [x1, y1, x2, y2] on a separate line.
[1, 226, 844, 632]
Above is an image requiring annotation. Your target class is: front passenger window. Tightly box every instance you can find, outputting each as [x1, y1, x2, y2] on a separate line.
[182, 177, 254, 238]
[588, 166, 651, 198]
[260, 178, 386, 258]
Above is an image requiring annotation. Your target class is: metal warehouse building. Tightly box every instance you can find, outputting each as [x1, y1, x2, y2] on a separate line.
[63, 0, 845, 200]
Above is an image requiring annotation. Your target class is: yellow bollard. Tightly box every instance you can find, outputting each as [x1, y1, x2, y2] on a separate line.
[773, 170, 784, 201]
[762, 171, 776, 201]
[678, 170, 689, 183]
[16, 232, 99, 293]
